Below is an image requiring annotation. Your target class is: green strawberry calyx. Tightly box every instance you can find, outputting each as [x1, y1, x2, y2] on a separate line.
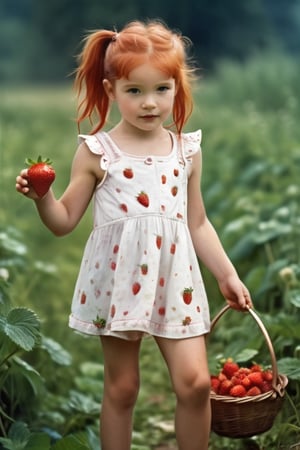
[25, 155, 53, 166]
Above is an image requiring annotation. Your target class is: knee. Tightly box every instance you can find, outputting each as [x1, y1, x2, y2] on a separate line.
[105, 373, 140, 410]
[174, 370, 211, 406]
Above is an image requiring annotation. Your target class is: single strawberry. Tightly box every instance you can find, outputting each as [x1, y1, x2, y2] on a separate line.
[246, 386, 262, 396]
[159, 277, 165, 287]
[250, 363, 262, 372]
[219, 379, 233, 395]
[171, 186, 178, 196]
[132, 282, 141, 295]
[248, 371, 264, 387]
[210, 376, 220, 393]
[156, 235, 162, 249]
[182, 316, 192, 326]
[182, 287, 193, 305]
[262, 370, 273, 382]
[158, 307, 166, 316]
[93, 316, 106, 329]
[26, 156, 55, 197]
[229, 384, 247, 397]
[261, 381, 273, 393]
[123, 167, 134, 178]
[222, 359, 239, 378]
[137, 191, 149, 207]
[241, 376, 252, 389]
[110, 261, 116, 270]
[120, 203, 128, 213]
[161, 174, 167, 184]
[170, 243, 176, 254]
[140, 264, 148, 275]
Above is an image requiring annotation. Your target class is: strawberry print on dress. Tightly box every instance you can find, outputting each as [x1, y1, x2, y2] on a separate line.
[69, 130, 210, 340]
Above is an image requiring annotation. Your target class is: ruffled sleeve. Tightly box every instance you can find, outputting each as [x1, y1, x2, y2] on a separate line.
[182, 130, 202, 160]
[78, 134, 109, 170]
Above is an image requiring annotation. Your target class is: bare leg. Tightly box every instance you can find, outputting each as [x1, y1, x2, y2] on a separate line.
[99, 336, 141, 450]
[155, 335, 211, 450]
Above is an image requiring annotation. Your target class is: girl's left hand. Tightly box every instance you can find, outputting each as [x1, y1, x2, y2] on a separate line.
[218, 275, 253, 311]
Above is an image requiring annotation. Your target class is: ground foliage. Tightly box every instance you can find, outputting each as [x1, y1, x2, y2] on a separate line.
[0, 53, 299, 449]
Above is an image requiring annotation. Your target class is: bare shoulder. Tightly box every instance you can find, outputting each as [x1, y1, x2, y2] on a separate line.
[72, 142, 105, 183]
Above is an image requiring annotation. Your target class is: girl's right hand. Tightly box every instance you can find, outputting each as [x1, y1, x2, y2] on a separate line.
[16, 169, 41, 200]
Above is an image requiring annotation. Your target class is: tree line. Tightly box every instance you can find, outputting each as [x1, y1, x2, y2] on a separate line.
[1, 0, 300, 83]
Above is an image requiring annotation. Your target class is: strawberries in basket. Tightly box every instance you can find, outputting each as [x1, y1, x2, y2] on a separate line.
[211, 358, 273, 397]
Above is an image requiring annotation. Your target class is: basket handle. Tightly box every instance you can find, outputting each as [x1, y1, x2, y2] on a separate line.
[210, 305, 285, 396]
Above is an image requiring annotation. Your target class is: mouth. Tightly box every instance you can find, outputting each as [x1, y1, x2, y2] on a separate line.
[140, 115, 158, 119]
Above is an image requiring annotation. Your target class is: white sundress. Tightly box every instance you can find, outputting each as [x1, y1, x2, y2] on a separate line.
[68, 129, 210, 340]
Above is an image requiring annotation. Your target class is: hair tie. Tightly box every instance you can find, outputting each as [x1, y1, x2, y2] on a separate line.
[111, 32, 119, 42]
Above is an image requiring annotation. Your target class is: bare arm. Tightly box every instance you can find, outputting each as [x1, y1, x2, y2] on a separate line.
[16, 143, 105, 236]
[187, 151, 252, 310]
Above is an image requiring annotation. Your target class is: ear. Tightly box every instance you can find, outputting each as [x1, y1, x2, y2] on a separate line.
[103, 79, 115, 100]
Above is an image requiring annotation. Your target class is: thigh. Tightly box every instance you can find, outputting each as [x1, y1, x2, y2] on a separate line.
[154, 335, 210, 387]
[100, 336, 142, 381]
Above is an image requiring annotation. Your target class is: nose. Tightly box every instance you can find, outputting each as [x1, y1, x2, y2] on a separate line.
[141, 94, 156, 109]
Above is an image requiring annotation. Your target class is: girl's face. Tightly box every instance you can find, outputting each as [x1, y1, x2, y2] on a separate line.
[104, 63, 176, 133]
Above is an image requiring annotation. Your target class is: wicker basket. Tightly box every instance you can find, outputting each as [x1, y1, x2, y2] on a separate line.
[210, 305, 288, 438]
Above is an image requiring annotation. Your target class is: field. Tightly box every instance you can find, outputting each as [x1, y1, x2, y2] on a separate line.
[1, 53, 300, 449]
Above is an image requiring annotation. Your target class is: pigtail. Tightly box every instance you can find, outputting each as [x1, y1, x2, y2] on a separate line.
[75, 30, 115, 133]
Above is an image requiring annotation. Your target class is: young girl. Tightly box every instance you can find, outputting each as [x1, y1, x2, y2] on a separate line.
[16, 20, 252, 450]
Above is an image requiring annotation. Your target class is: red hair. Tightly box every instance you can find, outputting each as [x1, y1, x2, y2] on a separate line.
[75, 20, 196, 134]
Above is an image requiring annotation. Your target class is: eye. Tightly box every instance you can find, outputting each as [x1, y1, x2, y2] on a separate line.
[127, 87, 140, 94]
[157, 85, 171, 92]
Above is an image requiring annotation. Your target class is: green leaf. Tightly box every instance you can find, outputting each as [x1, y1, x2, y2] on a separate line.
[1, 308, 40, 351]
[52, 432, 90, 450]
[68, 390, 100, 415]
[11, 357, 44, 396]
[235, 348, 259, 363]
[40, 336, 72, 366]
[24, 433, 51, 450]
[0, 422, 30, 449]
[288, 290, 300, 308]
[277, 357, 300, 380]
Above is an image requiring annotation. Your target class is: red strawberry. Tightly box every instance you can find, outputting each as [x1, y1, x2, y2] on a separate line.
[158, 307, 166, 316]
[140, 264, 148, 275]
[170, 243, 176, 254]
[156, 235, 162, 249]
[222, 359, 239, 378]
[26, 156, 55, 197]
[123, 167, 134, 178]
[246, 386, 262, 396]
[173, 168, 179, 177]
[229, 385, 247, 397]
[110, 261, 116, 270]
[182, 287, 193, 304]
[137, 191, 149, 207]
[250, 364, 262, 372]
[93, 316, 106, 329]
[262, 370, 273, 382]
[132, 282, 141, 295]
[219, 379, 233, 395]
[120, 203, 128, 213]
[159, 277, 165, 287]
[171, 186, 178, 196]
[161, 174, 167, 184]
[248, 371, 264, 387]
[210, 376, 220, 393]
[261, 381, 273, 393]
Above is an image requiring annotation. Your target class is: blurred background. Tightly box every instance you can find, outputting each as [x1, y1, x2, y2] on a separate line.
[1, 1, 300, 449]
[1, 0, 300, 83]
